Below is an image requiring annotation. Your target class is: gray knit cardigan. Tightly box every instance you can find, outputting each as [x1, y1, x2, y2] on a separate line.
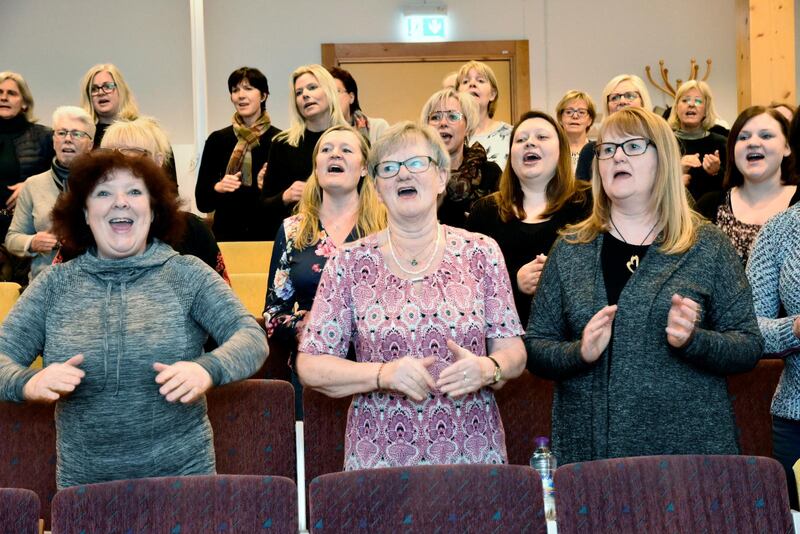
[525, 223, 763, 465]
[0, 241, 268, 488]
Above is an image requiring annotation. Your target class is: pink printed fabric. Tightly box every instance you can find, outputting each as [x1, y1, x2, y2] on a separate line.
[299, 226, 524, 470]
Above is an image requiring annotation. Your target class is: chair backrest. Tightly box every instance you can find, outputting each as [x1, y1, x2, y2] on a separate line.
[229, 272, 269, 317]
[554, 454, 793, 534]
[206, 380, 296, 479]
[495, 369, 554, 465]
[218, 241, 273, 274]
[727, 358, 784, 456]
[0, 281, 22, 323]
[51, 474, 298, 533]
[0, 488, 40, 534]
[302, 388, 352, 485]
[0, 401, 56, 529]
[309, 464, 546, 533]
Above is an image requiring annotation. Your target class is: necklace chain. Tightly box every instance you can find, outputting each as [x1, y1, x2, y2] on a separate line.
[387, 224, 442, 278]
[609, 217, 658, 274]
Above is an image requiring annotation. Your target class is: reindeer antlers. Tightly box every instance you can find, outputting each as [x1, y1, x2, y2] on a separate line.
[645, 58, 712, 98]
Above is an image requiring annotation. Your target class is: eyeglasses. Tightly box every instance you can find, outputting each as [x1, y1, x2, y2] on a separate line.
[374, 155, 435, 179]
[595, 138, 655, 160]
[428, 111, 464, 124]
[90, 82, 117, 96]
[679, 96, 704, 106]
[55, 129, 92, 140]
[95, 147, 151, 157]
[562, 108, 589, 118]
[607, 91, 640, 104]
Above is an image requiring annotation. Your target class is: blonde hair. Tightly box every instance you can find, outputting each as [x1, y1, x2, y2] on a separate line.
[667, 80, 719, 131]
[368, 121, 451, 179]
[101, 116, 172, 167]
[52, 106, 96, 139]
[601, 74, 653, 114]
[80, 64, 140, 123]
[274, 65, 347, 147]
[419, 88, 480, 139]
[555, 90, 597, 132]
[564, 108, 700, 254]
[455, 60, 500, 118]
[0, 71, 36, 122]
[294, 125, 386, 250]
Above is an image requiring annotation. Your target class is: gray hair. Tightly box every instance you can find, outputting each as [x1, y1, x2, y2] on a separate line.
[369, 121, 450, 177]
[52, 105, 96, 139]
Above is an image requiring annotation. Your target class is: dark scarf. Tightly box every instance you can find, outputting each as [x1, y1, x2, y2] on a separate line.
[447, 142, 489, 202]
[227, 112, 271, 187]
[51, 158, 70, 191]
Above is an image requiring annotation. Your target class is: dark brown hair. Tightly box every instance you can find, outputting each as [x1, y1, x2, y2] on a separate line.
[52, 150, 185, 260]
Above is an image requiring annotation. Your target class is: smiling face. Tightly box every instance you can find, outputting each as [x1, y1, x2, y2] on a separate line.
[510, 118, 560, 186]
[315, 129, 365, 195]
[295, 73, 330, 122]
[230, 78, 265, 123]
[85, 169, 152, 259]
[598, 132, 658, 209]
[733, 113, 791, 185]
[53, 117, 93, 167]
[374, 137, 446, 223]
[0, 79, 25, 120]
[428, 97, 467, 158]
[457, 68, 496, 115]
[607, 80, 643, 113]
[90, 71, 121, 121]
[676, 87, 706, 131]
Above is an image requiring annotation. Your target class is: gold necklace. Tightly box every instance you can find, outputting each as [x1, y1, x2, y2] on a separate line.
[609, 217, 658, 273]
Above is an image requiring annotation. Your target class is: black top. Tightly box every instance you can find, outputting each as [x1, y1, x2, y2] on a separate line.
[601, 232, 650, 306]
[575, 141, 596, 181]
[466, 191, 591, 327]
[195, 124, 280, 241]
[93, 123, 110, 148]
[261, 129, 325, 239]
[438, 145, 502, 229]
[675, 131, 728, 201]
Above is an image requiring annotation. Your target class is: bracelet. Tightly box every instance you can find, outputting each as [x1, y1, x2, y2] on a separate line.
[376, 362, 386, 390]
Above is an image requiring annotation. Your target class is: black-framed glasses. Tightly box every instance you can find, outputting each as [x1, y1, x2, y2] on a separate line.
[95, 147, 151, 158]
[374, 155, 435, 179]
[428, 110, 464, 124]
[562, 108, 589, 118]
[607, 91, 640, 104]
[90, 82, 117, 96]
[55, 129, 92, 140]
[595, 138, 655, 160]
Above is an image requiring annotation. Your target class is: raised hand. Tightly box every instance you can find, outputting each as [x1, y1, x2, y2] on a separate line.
[23, 354, 85, 402]
[580, 305, 617, 363]
[516, 254, 547, 296]
[281, 181, 306, 205]
[214, 172, 242, 193]
[702, 150, 721, 176]
[666, 293, 701, 348]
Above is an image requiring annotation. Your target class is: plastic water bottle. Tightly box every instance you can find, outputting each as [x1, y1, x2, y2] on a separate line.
[530, 436, 557, 521]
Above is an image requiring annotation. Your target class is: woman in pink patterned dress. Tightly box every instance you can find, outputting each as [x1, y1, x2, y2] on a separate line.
[297, 121, 526, 469]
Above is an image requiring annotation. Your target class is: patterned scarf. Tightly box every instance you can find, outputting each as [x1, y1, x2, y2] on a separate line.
[227, 112, 271, 187]
[447, 142, 489, 202]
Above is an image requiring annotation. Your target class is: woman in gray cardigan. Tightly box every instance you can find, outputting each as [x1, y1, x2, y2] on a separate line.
[0, 151, 268, 488]
[526, 108, 762, 466]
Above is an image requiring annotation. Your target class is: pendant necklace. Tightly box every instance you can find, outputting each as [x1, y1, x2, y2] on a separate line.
[609, 217, 658, 273]
[387, 224, 442, 281]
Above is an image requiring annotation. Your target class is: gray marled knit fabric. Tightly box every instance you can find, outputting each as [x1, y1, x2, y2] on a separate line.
[747, 203, 800, 419]
[0, 240, 268, 488]
[525, 223, 763, 465]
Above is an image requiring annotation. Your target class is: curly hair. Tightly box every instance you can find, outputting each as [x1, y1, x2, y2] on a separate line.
[52, 150, 185, 260]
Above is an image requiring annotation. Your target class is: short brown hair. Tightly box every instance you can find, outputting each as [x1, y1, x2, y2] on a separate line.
[52, 150, 185, 260]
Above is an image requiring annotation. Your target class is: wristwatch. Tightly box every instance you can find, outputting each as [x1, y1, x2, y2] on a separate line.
[487, 356, 502, 385]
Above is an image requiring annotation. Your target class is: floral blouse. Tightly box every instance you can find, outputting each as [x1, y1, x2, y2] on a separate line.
[264, 214, 357, 339]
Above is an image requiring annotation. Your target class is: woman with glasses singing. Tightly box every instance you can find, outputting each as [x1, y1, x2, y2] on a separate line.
[422, 88, 501, 228]
[526, 108, 762, 465]
[196, 67, 280, 242]
[555, 90, 596, 172]
[80, 64, 139, 148]
[456, 60, 512, 170]
[575, 74, 653, 180]
[5, 106, 94, 282]
[297, 121, 526, 469]
[667, 80, 727, 200]
[0, 72, 55, 245]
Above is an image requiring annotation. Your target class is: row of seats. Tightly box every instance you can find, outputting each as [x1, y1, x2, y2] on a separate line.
[1, 455, 793, 533]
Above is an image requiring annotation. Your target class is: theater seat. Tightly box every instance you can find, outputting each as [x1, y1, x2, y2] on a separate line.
[495, 370, 554, 465]
[218, 241, 273, 274]
[0, 488, 39, 534]
[0, 281, 21, 323]
[727, 358, 784, 457]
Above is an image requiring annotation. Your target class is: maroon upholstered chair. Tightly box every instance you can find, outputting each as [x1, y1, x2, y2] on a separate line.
[206, 379, 295, 479]
[308, 464, 546, 533]
[51, 474, 297, 533]
[0, 401, 56, 529]
[302, 388, 352, 485]
[555, 455, 793, 534]
[727, 358, 783, 457]
[0, 488, 40, 534]
[495, 370, 554, 465]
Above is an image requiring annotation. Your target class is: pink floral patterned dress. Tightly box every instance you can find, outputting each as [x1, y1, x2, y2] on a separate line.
[299, 226, 523, 469]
